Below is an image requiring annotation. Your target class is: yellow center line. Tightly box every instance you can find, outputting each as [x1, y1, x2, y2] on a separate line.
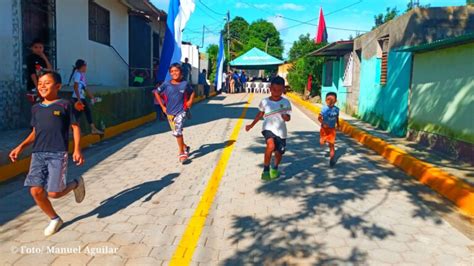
[169, 93, 255, 265]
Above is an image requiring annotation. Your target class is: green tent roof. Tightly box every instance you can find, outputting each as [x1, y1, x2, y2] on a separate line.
[229, 47, 284, 69]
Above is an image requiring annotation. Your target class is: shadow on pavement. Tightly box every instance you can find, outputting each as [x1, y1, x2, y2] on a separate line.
[224, 129, 457, 265]
[0, 94, 254, 227]
[189, 140, 236, 161]
[61, 173, 178, 229]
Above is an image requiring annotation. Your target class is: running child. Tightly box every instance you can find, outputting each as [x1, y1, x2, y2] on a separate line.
[155, 63, 195, 163]
[318, 92, 340, 167]
[246, 77, 291, 180]
[68, 59, 103, 135]
[9, 71, 86, 236]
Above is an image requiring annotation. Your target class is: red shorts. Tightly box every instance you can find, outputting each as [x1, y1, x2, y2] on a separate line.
[320, 127, 336, 145]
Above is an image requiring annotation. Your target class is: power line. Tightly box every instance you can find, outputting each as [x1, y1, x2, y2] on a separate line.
[198, 0, 227, 16]
[274, 0, 365, 32]
[195, 4, 224, 23]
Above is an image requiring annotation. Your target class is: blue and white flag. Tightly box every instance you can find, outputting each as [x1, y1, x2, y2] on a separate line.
[157, 0, 195, 82]
[214, 33, 225, 91]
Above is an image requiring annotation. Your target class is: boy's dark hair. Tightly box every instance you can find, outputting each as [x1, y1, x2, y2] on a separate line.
[30, 38, 44, 47]
[169, 62, 183, 73]
[326, 92, 337, 99]
[38, 70, 62, 84]
[68, 59, 87, 84]
[270, 76, 285, 86]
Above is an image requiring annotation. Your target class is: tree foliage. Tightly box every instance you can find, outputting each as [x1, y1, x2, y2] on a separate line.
[287, 34, 325, 94]
[206, 44, 219, 83]
[372, 7, 399, 30]
[224, 17, 284, 61]
[372, 1, 431, 30]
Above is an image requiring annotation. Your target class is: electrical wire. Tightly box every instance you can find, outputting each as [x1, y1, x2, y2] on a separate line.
[198, 0, 227, 16]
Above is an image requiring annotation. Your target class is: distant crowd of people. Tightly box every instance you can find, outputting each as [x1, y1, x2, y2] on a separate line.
[221, 70, 277, 94]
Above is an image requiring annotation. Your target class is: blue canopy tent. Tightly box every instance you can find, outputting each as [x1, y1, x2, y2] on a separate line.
[229, 47, 284, 70]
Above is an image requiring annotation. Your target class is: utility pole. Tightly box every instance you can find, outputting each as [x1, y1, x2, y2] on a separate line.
[227, 10, 231, 71]
[265, 38, 269, 53]
[201, 25, 205, 49]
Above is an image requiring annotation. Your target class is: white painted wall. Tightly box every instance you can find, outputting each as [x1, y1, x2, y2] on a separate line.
[56, 0, 129, 86]
[0, 0, 14, 81]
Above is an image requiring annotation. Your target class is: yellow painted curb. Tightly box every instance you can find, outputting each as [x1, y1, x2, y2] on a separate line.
[0, 93, 215, 183]
[170, 94, 254, 265]
[0, 157, 31, 182]
[287, 92, 474, 217]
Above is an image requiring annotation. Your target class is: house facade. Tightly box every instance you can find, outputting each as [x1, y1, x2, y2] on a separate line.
[353, 6, 473, 137]
[313, 6, 473, 138]
[399, 34, 474, 160]
[0, 0, 166, 130]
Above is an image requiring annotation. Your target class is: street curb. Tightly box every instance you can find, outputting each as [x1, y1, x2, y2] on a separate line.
[0, 92, 217, 183]
[287, 92, 474, 217]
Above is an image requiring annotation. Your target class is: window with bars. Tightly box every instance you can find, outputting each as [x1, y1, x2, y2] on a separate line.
[378, 36, 389, 86]
[89, 1, 110, 45]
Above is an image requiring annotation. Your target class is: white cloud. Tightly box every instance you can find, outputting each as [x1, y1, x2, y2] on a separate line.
[255, 4, 270, 9]
[268, 14, 287, 31]
[278, 3, 304, 11]
[235, 2, 246, 8]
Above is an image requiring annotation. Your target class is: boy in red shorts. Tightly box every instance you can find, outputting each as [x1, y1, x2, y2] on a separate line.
[318, 92, 340, 167]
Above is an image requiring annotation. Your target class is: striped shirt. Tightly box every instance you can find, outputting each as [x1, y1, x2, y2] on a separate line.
[259, 97, 292, 139]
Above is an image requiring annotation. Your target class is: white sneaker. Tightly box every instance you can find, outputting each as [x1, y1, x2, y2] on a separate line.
[74, 177, 86, 203]
[44, 217, 63, 236]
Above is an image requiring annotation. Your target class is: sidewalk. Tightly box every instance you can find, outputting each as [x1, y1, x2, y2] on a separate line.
[296, 96, 474, 187]
[287, 93, 474, 217]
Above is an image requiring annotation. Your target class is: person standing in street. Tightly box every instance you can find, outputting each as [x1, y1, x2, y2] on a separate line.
[155, 63, 196, 164]
[222, 71, 228, 94]
[182, 58, 192, 83]
[240, 70, 248, 93]
[199, 69, 210, 98]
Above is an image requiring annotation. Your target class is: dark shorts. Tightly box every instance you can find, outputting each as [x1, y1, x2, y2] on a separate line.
[72, 98, 93, 124]
[262, 130, 287, 154]
[24, 152, 69, 192]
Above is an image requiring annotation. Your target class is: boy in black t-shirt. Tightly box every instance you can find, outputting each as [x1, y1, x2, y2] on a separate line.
[26, 39, 52, 92]
[10, 71, 86, 236]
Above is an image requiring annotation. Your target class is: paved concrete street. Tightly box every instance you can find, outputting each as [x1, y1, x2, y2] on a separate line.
[0, 94, 472, 265]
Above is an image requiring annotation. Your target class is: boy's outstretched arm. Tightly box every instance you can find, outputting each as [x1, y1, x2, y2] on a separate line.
[186, 91, 196, 109]
[245, 111, 264, 131]
[154, 91, 167, 114]
[71, 124, 84, 166]
[9, 129, 36, 162]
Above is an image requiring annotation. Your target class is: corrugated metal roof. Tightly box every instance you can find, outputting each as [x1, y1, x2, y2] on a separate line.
[395, 32, 474, 53]
[308, 40, 354, 57]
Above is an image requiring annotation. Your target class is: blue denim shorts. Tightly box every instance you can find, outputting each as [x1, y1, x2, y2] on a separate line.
[24, 152, 69, 192]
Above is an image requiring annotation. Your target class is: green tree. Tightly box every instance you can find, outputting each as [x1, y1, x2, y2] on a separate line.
[372, 7, 399, 29]
[406, 1, 430, 12]
[286, 34, 325, 94]
[246, 19, 284, 59]
[206, 44, 219, 83]
[225, 16, 249, 60]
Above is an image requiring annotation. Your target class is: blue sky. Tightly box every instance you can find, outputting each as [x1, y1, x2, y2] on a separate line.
[151, 0, 466, 58]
